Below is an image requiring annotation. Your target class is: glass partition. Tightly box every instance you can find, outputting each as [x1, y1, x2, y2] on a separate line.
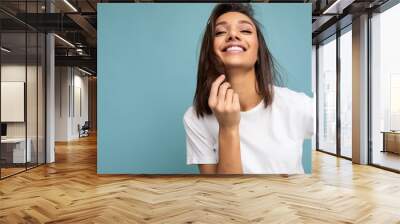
[317, 35, 337, 155]
[1, 30, 28, 177]
[0, 1, 46, 179]
[27, 30, 38, 169]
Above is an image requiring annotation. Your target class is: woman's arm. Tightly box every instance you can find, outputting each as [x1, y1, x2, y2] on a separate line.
[199, 74, 242, 174]
[199, 164, 217, 174]
[198, 126, 242, 174]
[217, 126, 242, 174]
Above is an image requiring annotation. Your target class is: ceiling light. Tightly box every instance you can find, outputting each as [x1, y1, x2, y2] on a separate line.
[323, 0, 342, 14]
[54, 34, 75, 48]
[78, 67, 93, 76]
[322, 0, 354, 15]
[63, 0, 78, 12]
[1, 47, 11, 53]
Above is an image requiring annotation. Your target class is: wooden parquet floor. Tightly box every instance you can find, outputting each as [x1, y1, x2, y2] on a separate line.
[1, 134, 400, 224]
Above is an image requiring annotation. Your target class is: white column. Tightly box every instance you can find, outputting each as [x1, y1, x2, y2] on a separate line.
[352, 14, 369, 164]
[46, 1, 55, 163]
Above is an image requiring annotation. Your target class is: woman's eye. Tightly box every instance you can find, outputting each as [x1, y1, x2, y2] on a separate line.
[215, 31, 226, 36]
[241, 30, 252, 34]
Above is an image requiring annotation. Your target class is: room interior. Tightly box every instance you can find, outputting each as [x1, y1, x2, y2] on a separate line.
[0, 0, 399, 223]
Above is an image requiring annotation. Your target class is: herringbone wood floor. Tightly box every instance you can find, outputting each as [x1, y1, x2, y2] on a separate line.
[1, 134, 400, 224]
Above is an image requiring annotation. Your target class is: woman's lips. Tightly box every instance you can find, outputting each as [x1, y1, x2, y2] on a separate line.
[226, 46, 244, 52]
[223, 46, 245, 54]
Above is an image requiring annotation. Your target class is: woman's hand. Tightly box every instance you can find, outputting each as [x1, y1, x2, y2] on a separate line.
[208, 74, 241, 129]
[203, 74, 243, 174]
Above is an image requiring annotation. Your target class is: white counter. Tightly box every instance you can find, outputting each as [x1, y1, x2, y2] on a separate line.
[1, 138, 32, 163]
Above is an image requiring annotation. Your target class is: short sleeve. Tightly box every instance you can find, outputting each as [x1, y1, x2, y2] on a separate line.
[183, 108, 217, 164]
[302, 94, 315, 139]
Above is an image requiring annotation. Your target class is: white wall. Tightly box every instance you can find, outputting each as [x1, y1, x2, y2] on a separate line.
[1, 64, 41, 138]
[1, 63, 46, 164]
[1, 65, 26, 136]
[55, 66, 70, 141]
[55, 66, 89, 141]
[72, 73, 89, 138]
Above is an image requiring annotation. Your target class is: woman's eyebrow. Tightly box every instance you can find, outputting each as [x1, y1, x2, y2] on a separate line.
[215, 21, 227, 26]
[238, 20, 255, 28]
[215, 20, 254, 28]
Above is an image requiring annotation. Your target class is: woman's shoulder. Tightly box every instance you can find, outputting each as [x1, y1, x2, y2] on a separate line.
[183, 106, 217, 136]
[183, 106, 196, 122]
[272, 86, 314, 115]
[183, 106, 214, 125]
[273, 86, 312, 104]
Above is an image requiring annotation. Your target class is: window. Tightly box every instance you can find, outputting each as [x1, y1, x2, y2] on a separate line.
[317, 35, 337, 155]
[370, 2, 400, 171]
[339, 27, 352, 158]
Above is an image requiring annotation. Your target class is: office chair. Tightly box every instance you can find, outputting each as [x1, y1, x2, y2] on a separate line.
[79, 121, 90, 138]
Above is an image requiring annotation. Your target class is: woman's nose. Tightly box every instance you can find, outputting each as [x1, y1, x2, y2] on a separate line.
[226, 30, 240, 41]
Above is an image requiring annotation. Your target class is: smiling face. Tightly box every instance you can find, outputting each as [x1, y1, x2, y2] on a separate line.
[213, 12, 259, 71]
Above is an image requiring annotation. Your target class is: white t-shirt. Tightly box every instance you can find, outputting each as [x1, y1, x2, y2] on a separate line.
[183, 86, 315, 174]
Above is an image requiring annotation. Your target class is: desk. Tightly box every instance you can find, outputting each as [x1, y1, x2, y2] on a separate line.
[1, 138, 32, 163]
[381, 131, 400, 154]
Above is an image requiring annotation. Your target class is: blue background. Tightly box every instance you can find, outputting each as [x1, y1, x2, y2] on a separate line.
[98, 3, 312, 174]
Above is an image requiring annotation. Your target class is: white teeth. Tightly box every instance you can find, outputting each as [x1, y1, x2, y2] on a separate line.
[226, 46, 244, 52]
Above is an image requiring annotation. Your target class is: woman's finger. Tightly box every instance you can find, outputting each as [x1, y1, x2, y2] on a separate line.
[232, 93, 240, 110]
[225, 89, 234, 106]
[217, 82, 231, 106]
[208, 74, 225, 107]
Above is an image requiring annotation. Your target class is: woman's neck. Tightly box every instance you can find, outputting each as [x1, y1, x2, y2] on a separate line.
[225, 67, 262, 112]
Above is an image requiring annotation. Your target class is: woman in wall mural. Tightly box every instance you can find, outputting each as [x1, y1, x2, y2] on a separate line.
[183, 3, 314, 174]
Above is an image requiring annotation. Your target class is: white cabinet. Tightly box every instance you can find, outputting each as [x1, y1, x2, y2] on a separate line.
[1, 82, 25, 122]
[1, 138, 32, 163]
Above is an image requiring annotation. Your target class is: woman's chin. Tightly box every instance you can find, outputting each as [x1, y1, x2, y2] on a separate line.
[223, 63, 254, 71]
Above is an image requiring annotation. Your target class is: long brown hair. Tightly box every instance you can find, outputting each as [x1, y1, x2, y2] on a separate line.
[193, 3, 281, 118]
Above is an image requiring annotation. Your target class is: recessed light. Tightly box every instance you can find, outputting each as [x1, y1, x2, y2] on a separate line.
[78, 67, 93, 76]
[54, 34, 75, 48]
[1, 47, 11, 53]
[63, 0, 78, 12]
